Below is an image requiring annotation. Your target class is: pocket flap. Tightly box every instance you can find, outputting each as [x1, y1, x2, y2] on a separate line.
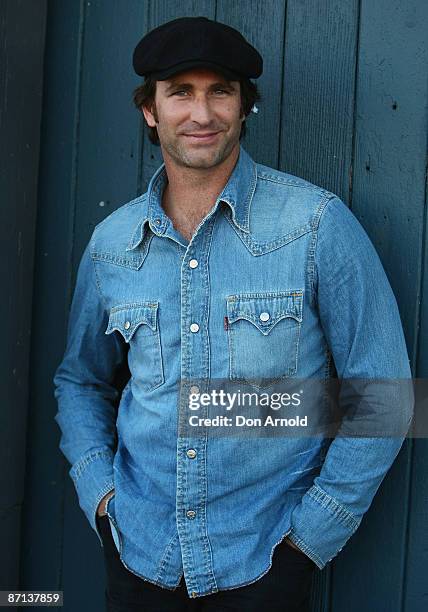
[226, 291, 303, 335]
[105, 302, 158, 341]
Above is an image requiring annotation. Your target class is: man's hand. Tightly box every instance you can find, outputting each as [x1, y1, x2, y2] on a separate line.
[97, 490, 115, 517]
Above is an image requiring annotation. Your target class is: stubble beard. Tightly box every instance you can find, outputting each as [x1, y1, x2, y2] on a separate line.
[161, 133, 239, 170]
[152, 106, 242, 170]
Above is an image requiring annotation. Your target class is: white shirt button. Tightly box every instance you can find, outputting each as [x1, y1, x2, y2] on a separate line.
[186, 510, 197, 519]
[124, 321, 131, 329]
[189, 259, 198, 268]
[186, 449, 197, 459]
[190, 385, 200, 395]
[259, 312, 270, 322]
[190, 323, 200, 333]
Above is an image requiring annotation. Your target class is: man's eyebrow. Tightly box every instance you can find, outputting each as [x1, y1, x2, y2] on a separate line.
[164, 81, 236, 92]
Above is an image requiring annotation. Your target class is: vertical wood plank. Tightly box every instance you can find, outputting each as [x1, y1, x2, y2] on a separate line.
[73, 0, 149, 263]
[331, 1, 428, 609]
[280, 0, 359, 200]
[19, 0, 85, 599]
[403, 439, 428, 612]
[0, 0, 47, 591]
[403, 179, 428, 610]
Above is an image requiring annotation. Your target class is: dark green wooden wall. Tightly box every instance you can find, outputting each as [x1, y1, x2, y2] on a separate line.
[11, 1, 428, 610]
[0, 0, 47, 596]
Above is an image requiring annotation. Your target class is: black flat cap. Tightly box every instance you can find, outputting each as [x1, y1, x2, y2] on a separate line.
[132, 17, 263, 80]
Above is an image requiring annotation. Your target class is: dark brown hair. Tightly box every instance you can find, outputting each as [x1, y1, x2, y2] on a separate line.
[132, 75, 260, 145]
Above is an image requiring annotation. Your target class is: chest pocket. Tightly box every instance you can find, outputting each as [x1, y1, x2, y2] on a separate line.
[105, 302, 164, 392]
[226, 291, 303, 389]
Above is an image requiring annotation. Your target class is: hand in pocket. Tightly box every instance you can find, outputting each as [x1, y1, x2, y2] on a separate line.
[97, 489, 115, 517]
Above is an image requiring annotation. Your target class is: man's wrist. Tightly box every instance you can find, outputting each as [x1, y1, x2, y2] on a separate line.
[97, 490, 115, 516]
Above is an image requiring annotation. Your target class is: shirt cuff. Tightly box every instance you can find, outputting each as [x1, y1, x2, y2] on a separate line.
[287, 483, 361, 569]
[69, 449, 115, 547]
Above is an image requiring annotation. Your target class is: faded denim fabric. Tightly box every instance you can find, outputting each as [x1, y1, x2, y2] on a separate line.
[53, 146, 413, 598]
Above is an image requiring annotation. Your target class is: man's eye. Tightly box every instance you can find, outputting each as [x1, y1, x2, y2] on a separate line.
[170, 89, 231, 97]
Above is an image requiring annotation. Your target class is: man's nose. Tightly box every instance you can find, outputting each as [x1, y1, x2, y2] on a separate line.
[189, 95, 214, 124]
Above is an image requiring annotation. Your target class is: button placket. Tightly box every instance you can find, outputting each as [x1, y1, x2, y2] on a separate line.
[177, 219, 217, 595]
[189, 258, 200, 333]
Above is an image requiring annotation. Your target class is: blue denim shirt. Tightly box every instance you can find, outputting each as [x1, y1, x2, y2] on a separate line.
[53, 146, 413, 598]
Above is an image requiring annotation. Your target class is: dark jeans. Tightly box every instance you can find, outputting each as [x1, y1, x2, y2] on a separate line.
[96, 514, 316, 612]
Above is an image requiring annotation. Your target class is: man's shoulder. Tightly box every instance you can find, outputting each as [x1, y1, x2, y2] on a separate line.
[255, 162, 335, 201]
[251, 162, 339, 234]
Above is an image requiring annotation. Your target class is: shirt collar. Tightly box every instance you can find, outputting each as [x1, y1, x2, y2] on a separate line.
[126, 146, 257, 251]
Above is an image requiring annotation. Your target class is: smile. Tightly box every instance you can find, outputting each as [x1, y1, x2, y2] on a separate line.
[182, 132, 222, 143]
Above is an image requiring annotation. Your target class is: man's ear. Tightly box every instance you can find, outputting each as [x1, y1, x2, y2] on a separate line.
[142, 103, 157, 128]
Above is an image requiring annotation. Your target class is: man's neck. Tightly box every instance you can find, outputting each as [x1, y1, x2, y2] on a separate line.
[161, 145, 240, 216]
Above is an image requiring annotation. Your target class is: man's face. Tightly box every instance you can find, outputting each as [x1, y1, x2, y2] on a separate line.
[142, 68, 245, 170]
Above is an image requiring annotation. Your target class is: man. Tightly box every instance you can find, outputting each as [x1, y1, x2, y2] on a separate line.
[53, 16, 413, 612]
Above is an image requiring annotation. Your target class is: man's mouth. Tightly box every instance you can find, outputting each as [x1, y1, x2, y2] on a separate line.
[182, 131, 222, 142]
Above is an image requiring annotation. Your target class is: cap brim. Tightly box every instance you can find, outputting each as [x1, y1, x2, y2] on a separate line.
[149, 60, 241, 81]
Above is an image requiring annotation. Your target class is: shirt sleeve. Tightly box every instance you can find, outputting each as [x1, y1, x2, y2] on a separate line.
[286, 195, 414, 569]
[53, 239, 128, 544]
